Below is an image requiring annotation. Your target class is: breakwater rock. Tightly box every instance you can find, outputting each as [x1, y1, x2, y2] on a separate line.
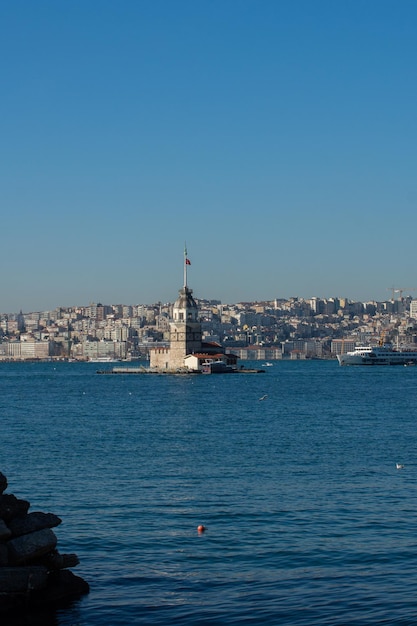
[0, 472, 89, 614]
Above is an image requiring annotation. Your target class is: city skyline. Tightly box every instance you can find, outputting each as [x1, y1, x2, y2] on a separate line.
[2, 1, 417, 312]
[1, 288, 415, 317]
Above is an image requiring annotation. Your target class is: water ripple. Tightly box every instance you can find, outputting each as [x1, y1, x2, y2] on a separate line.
[2, 361, 417, 624]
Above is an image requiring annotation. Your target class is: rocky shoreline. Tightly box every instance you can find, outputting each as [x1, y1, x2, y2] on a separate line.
[0, 472, 89, 614]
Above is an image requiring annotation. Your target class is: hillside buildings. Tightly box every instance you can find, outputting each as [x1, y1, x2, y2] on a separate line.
[1, 289, 417, 362]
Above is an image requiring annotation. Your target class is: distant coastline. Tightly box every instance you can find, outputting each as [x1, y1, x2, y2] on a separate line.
[0, 294, 416, 362]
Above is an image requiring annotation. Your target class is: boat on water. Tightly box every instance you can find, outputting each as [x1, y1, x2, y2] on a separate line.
[337, 344, 417, 366]
[262, 362, 273, 367]
[201, 360, 236, 374]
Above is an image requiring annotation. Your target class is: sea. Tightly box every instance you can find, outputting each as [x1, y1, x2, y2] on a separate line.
[2, 359, 417, 626]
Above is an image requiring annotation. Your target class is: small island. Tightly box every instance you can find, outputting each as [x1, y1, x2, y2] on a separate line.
[97, 266, 265, 376]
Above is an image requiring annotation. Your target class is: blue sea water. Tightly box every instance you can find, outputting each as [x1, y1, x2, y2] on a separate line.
[2, 360, 417, 625]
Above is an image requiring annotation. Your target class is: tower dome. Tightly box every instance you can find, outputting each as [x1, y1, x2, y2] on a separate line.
[173, 286, 199, 322]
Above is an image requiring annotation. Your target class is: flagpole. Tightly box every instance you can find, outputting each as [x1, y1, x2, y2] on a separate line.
[184, 243, 187, 288]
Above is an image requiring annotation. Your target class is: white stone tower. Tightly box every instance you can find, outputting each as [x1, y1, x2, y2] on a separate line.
[168, 246, 202, 368]
[168, 285, 202, 368]
[149, 246, 202, 370]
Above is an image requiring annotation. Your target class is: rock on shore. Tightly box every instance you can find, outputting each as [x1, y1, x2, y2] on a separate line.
[0, 472, 89, 614]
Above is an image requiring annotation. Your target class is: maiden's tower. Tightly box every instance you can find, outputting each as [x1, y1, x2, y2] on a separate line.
[149, 249, 202, 371]
[149, 249, 237, 372]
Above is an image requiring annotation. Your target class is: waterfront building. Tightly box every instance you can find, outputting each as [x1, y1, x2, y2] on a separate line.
[150, 250, 236, 371]
[81, 340, 127, 361]
[331, 339, 357, 356]
[150, 282, 203, 370]
[0, 339, 53, 360]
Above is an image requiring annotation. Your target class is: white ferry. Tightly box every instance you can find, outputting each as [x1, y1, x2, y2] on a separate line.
[337, 345, 417, 366]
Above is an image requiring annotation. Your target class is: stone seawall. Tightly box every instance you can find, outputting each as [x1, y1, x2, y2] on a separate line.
[0, 472, 89, 614]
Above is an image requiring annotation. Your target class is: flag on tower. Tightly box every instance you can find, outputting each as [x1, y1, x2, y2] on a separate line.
[184, 244, 191, 287]
[184, 244, 191, 265]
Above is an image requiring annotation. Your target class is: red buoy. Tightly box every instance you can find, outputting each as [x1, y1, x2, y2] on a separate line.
[197, 524, 206, 533]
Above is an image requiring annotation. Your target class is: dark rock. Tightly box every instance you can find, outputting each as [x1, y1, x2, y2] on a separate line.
[59, 553, 80, 569]
[33, 569, 89, 606]
[7, 529, 57, 565]
[0, 473, 89, 615]
[0, 569, 89, 614]
[40, 550, 79, 571]
[0, 566, 48, 592]
[0, 520, 11, 541]
[0, 473, 7, 495]
[0, 591, 28, 613]
[0, 495, 30, 522]
[8, 512, 62, 538]
[0, 544, 8, 566]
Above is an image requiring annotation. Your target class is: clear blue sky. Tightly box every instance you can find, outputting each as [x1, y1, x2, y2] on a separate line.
[1, 0, 416, 313]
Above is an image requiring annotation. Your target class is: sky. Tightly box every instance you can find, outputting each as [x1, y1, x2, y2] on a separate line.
[1, 0, 417, 313]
